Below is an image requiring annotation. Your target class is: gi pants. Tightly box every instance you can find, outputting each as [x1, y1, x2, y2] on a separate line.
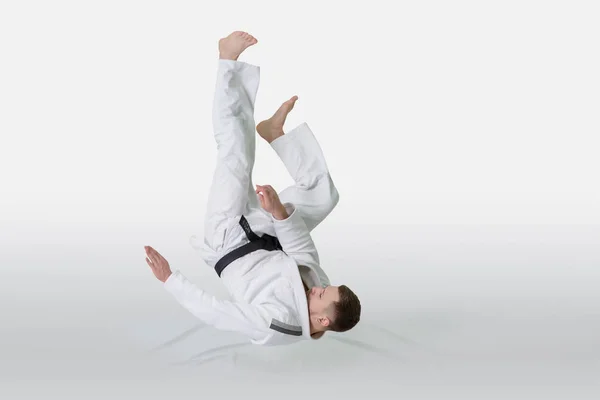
[195, 59, 339, 275]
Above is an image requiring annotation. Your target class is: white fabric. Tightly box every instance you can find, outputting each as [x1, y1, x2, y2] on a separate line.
[163, 59, 339, 346]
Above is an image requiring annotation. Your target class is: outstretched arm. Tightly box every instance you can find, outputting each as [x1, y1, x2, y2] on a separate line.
[163, 270, 273, 340]
[144, 246, 271, 340]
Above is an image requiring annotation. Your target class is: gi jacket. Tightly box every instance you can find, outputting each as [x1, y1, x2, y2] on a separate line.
[163, 202, 331, 346]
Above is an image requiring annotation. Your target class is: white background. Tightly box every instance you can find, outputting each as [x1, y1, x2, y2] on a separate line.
[0, 1, 599, 399]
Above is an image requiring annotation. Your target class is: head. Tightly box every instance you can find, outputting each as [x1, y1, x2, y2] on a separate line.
[307, 284, 361, 333]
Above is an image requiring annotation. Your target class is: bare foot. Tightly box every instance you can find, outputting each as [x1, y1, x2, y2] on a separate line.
[256, 96, 299, 143]
[219, 31, 258, 61]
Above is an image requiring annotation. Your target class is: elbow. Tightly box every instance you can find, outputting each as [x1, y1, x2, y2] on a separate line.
[331, 186, 340, 208]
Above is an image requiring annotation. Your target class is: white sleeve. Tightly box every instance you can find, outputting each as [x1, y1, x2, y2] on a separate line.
[272, 202, 331, 286]
[163, 270, 272, 340]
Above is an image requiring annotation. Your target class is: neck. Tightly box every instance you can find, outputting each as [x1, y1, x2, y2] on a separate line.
[310, 319, 320, 335]
[303, 278, 325, 337]
[309, 316, 327, 336]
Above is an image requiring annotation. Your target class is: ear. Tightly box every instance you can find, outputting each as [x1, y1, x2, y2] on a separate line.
[319, 316, 330, 328]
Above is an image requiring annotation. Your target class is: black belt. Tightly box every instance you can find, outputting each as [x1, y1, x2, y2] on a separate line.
[214, 215, 283, 277]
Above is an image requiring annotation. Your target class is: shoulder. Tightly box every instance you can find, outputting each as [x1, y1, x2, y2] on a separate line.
[269, 315, 303, 337]
[261, 302, 303, 336]
[249, 309, 305, 346]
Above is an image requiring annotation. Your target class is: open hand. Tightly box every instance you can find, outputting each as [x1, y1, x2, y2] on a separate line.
[255, 184, 285, 216]
[144, 246, 172, 283]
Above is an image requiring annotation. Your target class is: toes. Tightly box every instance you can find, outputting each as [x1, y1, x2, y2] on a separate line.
[228, 31, 257, 43]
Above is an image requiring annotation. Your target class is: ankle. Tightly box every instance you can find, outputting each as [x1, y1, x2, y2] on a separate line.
[267, 132, 284, 144]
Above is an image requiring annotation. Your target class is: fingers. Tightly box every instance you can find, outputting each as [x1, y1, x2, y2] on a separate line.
[144, 246, 172, 283]
[256, 184, 281, 212]
[144, 246, 159, 265]
[256, 185, 266, 200]
[260, 185, 277, 202]
[146, 246, 159, 257]
[256, 184, 275, 194]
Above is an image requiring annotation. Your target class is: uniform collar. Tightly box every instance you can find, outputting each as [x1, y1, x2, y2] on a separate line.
[286, 259, 324, 341]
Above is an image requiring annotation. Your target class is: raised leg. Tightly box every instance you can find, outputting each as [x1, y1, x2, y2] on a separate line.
[268, 122, 340, 232]
[202, 32, 260, 256]
[257, 97, 339, 232]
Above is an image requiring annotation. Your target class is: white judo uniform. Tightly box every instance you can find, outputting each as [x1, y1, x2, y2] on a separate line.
[163, 59, 340, 346]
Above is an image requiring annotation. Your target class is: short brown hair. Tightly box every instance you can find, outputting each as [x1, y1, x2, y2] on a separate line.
[328, 285, 361, 332]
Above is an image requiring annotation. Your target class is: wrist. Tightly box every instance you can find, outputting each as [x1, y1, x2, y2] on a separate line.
[272, 206, 289, 220]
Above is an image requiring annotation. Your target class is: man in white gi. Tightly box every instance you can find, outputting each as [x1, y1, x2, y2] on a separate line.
[144, 31, 361, 346]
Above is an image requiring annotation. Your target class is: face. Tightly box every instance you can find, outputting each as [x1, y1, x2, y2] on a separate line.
[306, 285, 340, 328]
